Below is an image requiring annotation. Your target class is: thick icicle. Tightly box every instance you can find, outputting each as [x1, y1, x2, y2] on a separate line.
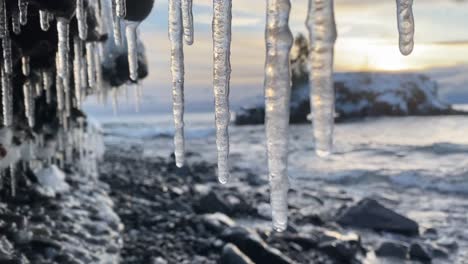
[11, 9, 21, 34]
[2, 29, 13, 75]
[56, 62, 65, 112]
[169, 0, 185, 168]
[73, 37, 83, 108]
[39, 10, 50, 31]
[86, 42, 96, 88]
[182, 0, 194, 45]
[23, 80, 34, 127]
[306, 0, 337, 157]
[264, 0, 293, 232]
[116, 0, 126, 18]
[42, 70, 52, 103]
[57, 18, 70, 78]
[22, 56, 30, 76]
[212, 0, 232, 183]
[0, 0, 6, 38]
[126, 22, 140, 81]
[1, 67, 12, 127]
[112, 4, 122, 46]
[396, 0, 414, 55]
[19, 0, 28, 25]
[76, 0, 88, 40]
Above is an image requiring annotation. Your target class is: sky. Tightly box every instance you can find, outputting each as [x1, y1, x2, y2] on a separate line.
[85, 0, 468, 116]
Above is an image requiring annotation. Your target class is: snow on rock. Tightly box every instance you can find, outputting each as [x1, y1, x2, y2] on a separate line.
[235, 72, 461, 125]
[35, 165, 70, 196]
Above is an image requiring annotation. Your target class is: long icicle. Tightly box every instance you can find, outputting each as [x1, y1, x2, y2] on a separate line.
[112, 0, 122, 46]
[265, 0, 293, 232]
[73, 37, 83, 109]
[0, 0, 6, 38]
[23, 80, 34, 127]
[86, 42, 96, 88]
[306, 0, 337, 157]
[126, 22, 140, 81]
[76, 0, 88, 40]
[182, 0, 194, 45]
[212, 0, 232, 184]
[1, 66, 12, 127]
[11, 8, 21, 35]
[169, 0, 185, 168]
[18, 0, 28, 25]
[57, 18, 70, 78]
[396, 0, 414, 55]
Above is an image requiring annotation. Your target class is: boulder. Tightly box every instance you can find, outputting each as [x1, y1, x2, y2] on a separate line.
[336, 198, 419, 236]
[375, 241, 408, 259]
[409, 243, 432, 262]
[218, 243, 255, 264]
[318, 230, 363, 263]
[220, 227, 293, 264]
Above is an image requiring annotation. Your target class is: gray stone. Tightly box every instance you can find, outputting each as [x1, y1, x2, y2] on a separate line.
[375, 241, 408, 259]
[218, 243, 254, 264]
[409, 243, 432, 262]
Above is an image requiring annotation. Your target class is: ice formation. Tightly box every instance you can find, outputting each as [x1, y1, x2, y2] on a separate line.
[0, 0, 421, 231]
[264, 0, 294, 232]
[182, 0, 194, 45]
[169, 0, 186, 168]
[396, 0, 415, 55]
[306, 0, 337, 157]
[212, 0, 232, 183]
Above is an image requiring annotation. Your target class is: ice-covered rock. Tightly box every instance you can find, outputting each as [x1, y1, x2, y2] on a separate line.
[34, 165, 70, 196]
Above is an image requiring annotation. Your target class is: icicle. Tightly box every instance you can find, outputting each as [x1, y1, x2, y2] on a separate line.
[9, 164, 16, 197]
[93, 47, 104, 96]
[56, 70, 65, 111]
[125, 22, 140, 81]
[396, 0, 414, 55]
[19, 0, 28, 25]
[35, 77, 43, 97]
[169, 0, 185, 168]
[1, 67, 12, 127]
[116, 0, 126, 18]
[212, 0, 232, 183]
[11, 9, 21, 35]
[57, 18, 70, 78]
[264, 0, 293, 232]
[39, 10, 50, 31]
[306, 0, 337, 157]
[73, 37, 83, 108]
[42, 70, 52, 104]
[182, 0, 194, 45]
[112, 88, 118, 115]
[23, 80, 34, 127]
[21, 56, 30, 76]
[0, 0, 6, 38]
[86, 42, 96, 88]
[76, 0, 88, 40]
[2, 30, 13, 75]
[112, 3, 122, 46]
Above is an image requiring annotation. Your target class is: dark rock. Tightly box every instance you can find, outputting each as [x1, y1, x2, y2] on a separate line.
[409, 243, 432, 262]
[124, 0, 155, 22]
[218, 243, 254, 264]
[431, 245, 449, 259]
[194, 191, 231, 215]
[375, 241, 408, 259]
[318, 231, 363, 263]
[336, 198, 419, 236]
[220, 227, 293, 264]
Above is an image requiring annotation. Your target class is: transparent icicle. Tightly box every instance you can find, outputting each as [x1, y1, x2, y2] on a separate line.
[264, 0, 293, 232]
[116, 0, 126, 18]
[1, 67, 12, 127]
[212, 0, 232, 183]
[2, 30, 13, 75]
[57, 18, 70, 78]
[396, 0, 414, 55]
[0, 0, 6, 38]
[56, 69, 65, 111]
[35, 78, 43, 97]
[23, 80, 34, 127]
[182, 0, 194, 45]
[42, 70, 52, 103]
[112, 0, 122, 47]
[22, 56, 30, 76]
[76, 0, 88, 40]
[9, 164, 16, 197]
[169, 0, 185, 168]
[93, 47, 103, 95]
[39, 10, 50, 31]
[306, 0, 337, 157]
[19, 0, 28, 25]
[73, 37, 83, 108]
[126, 22, 140, 81]
[86, 42, 96, 88]
[11, 9, 21, 34]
